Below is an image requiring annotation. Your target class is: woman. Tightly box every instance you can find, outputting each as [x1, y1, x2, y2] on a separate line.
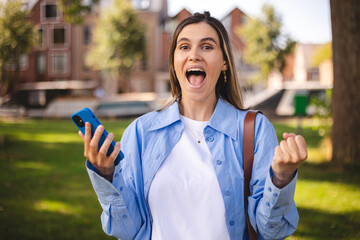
[79, 12, 307, 240]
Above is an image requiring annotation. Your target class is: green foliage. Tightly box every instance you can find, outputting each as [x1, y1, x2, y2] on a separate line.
[239, 4, 295, 83]
[311, 42, 332, 67]
[86, 0, 145, 89]
[0, 0, 35, 95]
[58, 0, 99, 24]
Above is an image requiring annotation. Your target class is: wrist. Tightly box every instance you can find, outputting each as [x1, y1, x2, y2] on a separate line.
[272, 170, 296, 188]
[100, 172, 114, 182]
[97, 167, 115, 182]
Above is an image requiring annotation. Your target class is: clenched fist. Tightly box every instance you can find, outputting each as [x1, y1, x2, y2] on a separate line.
[272, 133, 308, 188]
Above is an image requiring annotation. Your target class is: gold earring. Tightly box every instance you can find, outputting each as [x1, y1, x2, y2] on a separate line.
[223, 70, 227, 83]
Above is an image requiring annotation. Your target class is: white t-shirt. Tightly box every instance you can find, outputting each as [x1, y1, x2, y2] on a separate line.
[148, 116, 230, 240]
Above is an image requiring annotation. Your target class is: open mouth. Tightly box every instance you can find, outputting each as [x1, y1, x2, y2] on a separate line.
[186, 68, 207, 87]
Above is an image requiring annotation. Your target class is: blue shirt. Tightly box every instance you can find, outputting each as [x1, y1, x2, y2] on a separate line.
[86, 98, 299, 240]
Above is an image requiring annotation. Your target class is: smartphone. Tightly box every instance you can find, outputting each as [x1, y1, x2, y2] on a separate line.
[71, 107, 124, 165]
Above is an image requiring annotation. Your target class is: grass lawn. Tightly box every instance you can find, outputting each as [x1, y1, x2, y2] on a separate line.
[0, 117, 359, 239]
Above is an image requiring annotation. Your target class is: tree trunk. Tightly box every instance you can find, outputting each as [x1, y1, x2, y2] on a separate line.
[117, 67, 132, 93]
[330, 0, 360, 164]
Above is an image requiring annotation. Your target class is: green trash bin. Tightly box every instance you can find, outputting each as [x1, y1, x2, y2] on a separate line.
[294, 93, 308, 117]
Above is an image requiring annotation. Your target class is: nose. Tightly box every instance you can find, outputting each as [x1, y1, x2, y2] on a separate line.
[188, 48, 202, 62]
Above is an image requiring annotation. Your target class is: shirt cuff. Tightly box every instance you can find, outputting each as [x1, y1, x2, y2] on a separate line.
[85, 160, 126, 205]
[262, 168, 298, 216]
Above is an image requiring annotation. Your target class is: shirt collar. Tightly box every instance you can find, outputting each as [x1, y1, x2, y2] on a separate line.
[149, 98, 239, 140]
[208, 98, 238, 140]
[148, 101, 182, 131]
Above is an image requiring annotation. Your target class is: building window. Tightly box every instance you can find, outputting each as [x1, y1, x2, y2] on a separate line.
[53, 27, 65, 45]
[37, 53, 46, 75]
[83, 25, 91, 44]
[51, 52, 68, 74]
[19, 54, 29, 71]
[21, 3, 29, 11]
[308, 67, 319, 81]
[45, 4, 57, 19]
[241, 16, 248, 24]
[141, 57, 148, 71]
[131, 0, 150, 10]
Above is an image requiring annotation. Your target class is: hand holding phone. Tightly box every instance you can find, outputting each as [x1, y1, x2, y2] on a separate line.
[72, 108, 124, 179]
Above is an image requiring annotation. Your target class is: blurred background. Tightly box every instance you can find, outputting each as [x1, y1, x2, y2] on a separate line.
[0, 0, 359, 239]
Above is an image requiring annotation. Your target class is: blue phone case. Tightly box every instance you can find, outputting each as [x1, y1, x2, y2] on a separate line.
[71, 107, 124, 165]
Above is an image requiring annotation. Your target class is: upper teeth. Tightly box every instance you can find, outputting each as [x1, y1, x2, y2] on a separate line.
[187, 68, 204, 72]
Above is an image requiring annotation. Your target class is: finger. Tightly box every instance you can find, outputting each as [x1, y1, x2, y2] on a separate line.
[98, 132, 114, 159]
[283, 132, 296, 140]
[286, 136, 301, 160]
[84, 122, 92, 158]
[109, 141, 121, 163]
[279, 140, 291, 162]
[272, 146, 283, 169]
[295, 135, 308, 160]
[89, 125, 104, 159]
[273, 145, 283, 161]
[78, 131, 84, 141]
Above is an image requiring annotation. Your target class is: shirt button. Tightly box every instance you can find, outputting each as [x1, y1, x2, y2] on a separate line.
[114, 173, 119, 178]
[274, 206, 279, 210]
[205, 129, 211, 134]
[229, 220, 235, 226]
[266, 202, 270, 207]
[216, 160, 222, 165]
[268, 187, 272, 192]
[273, 193, 278, 197]
[122, 214, 127, 219]
[225, 191, 231, 196]
[207, 137, 214, 142]
[119, 186, 123, 191]
[113, 192, 119, 197]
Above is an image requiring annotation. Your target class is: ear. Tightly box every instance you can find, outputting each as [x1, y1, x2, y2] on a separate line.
[222, 62, 228, 71]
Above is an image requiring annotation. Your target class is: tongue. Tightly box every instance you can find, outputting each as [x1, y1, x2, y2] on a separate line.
[188, 74, 205, 86]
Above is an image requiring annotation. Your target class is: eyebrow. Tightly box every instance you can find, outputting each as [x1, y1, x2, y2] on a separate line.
[177, 37, 218, 45]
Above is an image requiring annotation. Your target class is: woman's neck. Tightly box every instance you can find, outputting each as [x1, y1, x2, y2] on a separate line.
[179, 97, 217, 121]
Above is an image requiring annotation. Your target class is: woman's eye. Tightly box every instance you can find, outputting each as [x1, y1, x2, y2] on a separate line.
[179, 45, 189, 50]
[202, 45, 213, 50]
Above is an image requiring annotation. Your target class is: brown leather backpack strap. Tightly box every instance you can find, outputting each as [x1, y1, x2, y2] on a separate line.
[243, 110, 260, 240]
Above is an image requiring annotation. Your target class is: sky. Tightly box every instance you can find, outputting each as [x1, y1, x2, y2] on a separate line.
[167, 0, 332, 44]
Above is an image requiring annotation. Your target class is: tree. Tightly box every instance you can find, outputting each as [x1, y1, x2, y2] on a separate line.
[239, 4, 295, 83]
[330, 0, 360, 164]
[58, 0, 99, 24]
[86, 0, 145, 93]
[0, 0, 35, 96]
